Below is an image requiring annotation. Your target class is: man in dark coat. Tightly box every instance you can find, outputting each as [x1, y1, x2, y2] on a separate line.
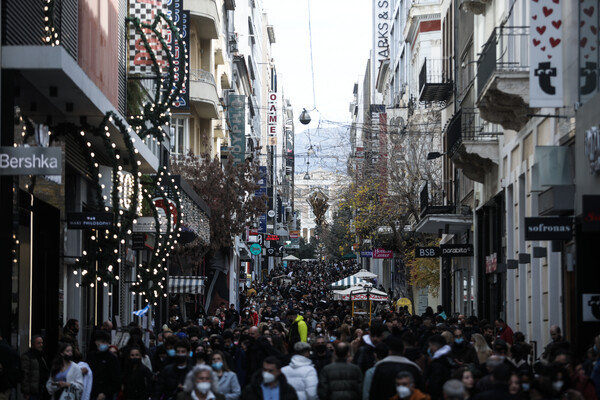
[86, 330, 122, 400]
[471, 364, 518, 400]
[424, 334, 454, 400]
[0, 334, 21, 400]
[450, 328, 479, 366]
[370, 335, 423, 399]
[20, 335, 49, 400]
[318, 342, 363, 400]
[152, 339, 192, 400]
[241, 356, 298, 400]
[310, 336, 332, 374]
[244, 327, 280, 373]
[352, 322, 385, 373]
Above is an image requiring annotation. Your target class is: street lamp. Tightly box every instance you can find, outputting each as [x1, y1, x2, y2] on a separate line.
[299, 109, 311, 125]
[426, 151, 446, 160]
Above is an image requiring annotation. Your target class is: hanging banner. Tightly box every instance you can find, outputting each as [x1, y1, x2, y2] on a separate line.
[228, 94, 246, 165]
[530, 0, 564, 107]
[129, 0, 168, 75]
[579, 0, 598, 103]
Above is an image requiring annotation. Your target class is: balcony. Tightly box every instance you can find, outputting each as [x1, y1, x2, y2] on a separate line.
[420, 181, 454, 219]
[189, 69, 219, 119]
[415, 181, 472, 234]
[459, 0, 491, 14]
[476, 26, 531, 131]
[184, 0, 219, 39]
[447, 109, 500, 183]
[419, 58, 453, 103]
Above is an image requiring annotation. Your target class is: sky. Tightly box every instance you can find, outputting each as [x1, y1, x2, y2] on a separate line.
[262, 0, 372, 132]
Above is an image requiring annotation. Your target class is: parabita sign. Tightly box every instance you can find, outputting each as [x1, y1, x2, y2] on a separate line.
[524, 217, 573, 241]
[0, 147, 61, 175]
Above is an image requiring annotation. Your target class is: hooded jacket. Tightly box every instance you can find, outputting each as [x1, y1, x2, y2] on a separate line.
[288, 315, 308, 349]
[281, 355, 318, 400]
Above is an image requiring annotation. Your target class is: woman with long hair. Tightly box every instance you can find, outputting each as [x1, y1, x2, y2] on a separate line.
[452, 366, 477, 399]
[46, 343, 83, 400]
[471, 333, 493, 364]
[122, 346, 153, 400]
[177, 365, 225, 400]
[210, 351, 240, 400]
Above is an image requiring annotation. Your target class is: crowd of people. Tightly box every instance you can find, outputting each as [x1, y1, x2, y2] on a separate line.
[1, 260, 600, 400]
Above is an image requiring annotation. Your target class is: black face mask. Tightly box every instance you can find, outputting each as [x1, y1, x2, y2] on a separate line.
[130, 358, 141, 364]
[62, 354, 73, 362]
[315, 344, 327, 353]
[175, 355, 188, 365]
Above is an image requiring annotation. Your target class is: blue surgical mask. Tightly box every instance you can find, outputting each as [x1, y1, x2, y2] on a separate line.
[427, 348, 433, 357]
[211, 362, 223, 371]
[98, 343, 109, 352]
[454, 338, 464, 345]
[522, 383, 530, 392]
[167, 349, 176, 357]
[189, 351, 194, 358]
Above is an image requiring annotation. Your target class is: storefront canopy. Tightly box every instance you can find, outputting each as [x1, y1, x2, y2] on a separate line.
[330, 276, 371, 288]
[168, 276, 205, 294]
[333, 285, 389, 301]
[352, 269, 377, 279]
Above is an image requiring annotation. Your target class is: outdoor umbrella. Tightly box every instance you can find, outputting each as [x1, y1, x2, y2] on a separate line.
[282, 254, 300, 261]
[352, 269, 378, 280]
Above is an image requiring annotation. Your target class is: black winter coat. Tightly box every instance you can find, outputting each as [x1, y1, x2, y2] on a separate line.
[352, 342, 375, 374]
[369, 356, 423, 400]
[425, 355, 453, 400]
[241, 370, 298, 400]
[152, 363, 192, 400]
[86, 350, 122, 398]
[317, 360, 362, 400]
[122, 363, 153, 400]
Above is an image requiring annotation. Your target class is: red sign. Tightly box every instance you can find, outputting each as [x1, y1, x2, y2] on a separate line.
[373, 248, 393, 259]
[249, 229, 258, 236]
[265, 235, 280, 241]
[153, 198, 178, 226]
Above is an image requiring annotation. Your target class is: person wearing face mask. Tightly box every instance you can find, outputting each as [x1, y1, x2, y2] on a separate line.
[281, 342, 318, 400]
[60, 319, 83, 363]
[122, 347, 153, 400]
[310, 336, 332, 374]
[450, 329, 479, 367]
[210, 351, 240, 400]
[86, 331, 121, 400]
[46, 343, 84, 400]
[178, 365, 225, 400]
[470, 364, 518, 400]
[241, 356, 298, 400]
[153, 340, 193, 400]
[389, 371, 430, 400]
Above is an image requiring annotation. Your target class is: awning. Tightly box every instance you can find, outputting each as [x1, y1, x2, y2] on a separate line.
[414, 214, 473, 234]
[330, 276, 371, 287]
[333, 285, 388, 301]
[352, 269, 377, 279]
[168, 276, 206, 294]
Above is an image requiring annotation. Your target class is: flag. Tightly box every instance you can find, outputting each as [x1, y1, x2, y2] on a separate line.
[133, 304, 150, 317]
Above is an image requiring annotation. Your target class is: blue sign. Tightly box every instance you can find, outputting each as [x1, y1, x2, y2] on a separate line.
[228, 94, 246, 165]
[360, 251, 373, 258]
[255, 166, 267, 197]
[259, 214, 267, 234]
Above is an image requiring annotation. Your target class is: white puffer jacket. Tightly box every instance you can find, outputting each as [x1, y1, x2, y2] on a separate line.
[281, 355, 318, 400]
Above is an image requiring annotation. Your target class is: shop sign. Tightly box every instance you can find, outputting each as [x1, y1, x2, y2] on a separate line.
[524, 217, 573, 240]
[67, 212, 113, 229]
[265, 235, 280, 241]
[131, 233, 146, 250]
[249, 243, 262, 255]
[582, 195, 600, 232]
[415, 247, 440, 258]
[133, 216, 167, 233]
[485, 253, 498, 274]
[440, 244, 474, 257]
[0, 147, 61, 175]
[582, 294, 600, 322]
[360, 251, 373, 258]
[373, 248, 393, 259]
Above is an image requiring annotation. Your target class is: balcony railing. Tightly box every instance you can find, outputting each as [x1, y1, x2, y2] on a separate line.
[419, 58, 453, 102]
[420, 181, 454, 218]
[477, 26, 529, 99]
[447, 108, 501, 156]
[189, 69, 216, 85]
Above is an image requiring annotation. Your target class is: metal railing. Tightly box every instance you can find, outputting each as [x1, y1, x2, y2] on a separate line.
[419, 58, 451, 87]
[189, 69, 216, 86]
[477, 26, 529, 99]
[447, 108, 501, 156]
[420, 181, 453, 218]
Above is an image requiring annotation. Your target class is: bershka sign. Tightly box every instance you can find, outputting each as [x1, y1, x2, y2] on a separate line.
[524, 217, 573, 240]
[583, 195, 600, 232]
[373, 248, 393, 259]
[440, 244, 474, 257]
[0, 147, 61, 175]
[415, 247, 440, 258]
[268, 92, 278, 138]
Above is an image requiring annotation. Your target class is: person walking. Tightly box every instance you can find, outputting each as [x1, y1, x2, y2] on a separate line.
[318, 342, 362, 400]
[389, 371, 430, 400]
[0, 334, 21, 400]
[241, 356, 299, 400]
[60, 320, 82, 363]
[153, 339, 193, 400]
[286, 310, 307, 350]
[281, 342, 318, 400]
[122, 346, 153, 400]
[177, 365, 226, 400]
[86, 331, 121, 400]
[210, 351, 240, 400]
[21, 335, 50, 400]
[46, 343, 83, 400]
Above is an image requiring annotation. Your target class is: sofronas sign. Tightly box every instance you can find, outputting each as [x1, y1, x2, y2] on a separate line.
[0, 146, 61, 175]
[524, 217, 573, 240]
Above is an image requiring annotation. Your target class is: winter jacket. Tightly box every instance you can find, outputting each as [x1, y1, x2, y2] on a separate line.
[216, 371, 241, 400]
[21, 349, 49, 396]
[46, 362, 84, 400]
[86, 350, 122, 398]
[352, 335, 376, 374]
[369, 355, 423, 400]
[317, 360, 362, 400]
[281, 355, 318, 400]
[176, 390, 226, 400]
[389, 388, 431, 400]
[0, 338, 21, 391]
[450, 341, 479, 365]
[288, 316, 308, 349]
[153, 363, 192, 400]
[424, 346, 453, 400]
[240, 370, 299, 400]
[122, 363, 153, 400]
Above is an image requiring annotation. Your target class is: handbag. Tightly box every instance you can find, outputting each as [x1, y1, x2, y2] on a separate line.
[58, 385, 77, 400]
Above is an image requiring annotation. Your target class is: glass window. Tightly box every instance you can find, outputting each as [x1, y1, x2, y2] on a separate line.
[171, 118, 189, 155]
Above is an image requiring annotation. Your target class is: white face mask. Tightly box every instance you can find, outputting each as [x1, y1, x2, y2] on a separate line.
[262, 371, 276, 384]
[552, 381, 564, 391]
[196, 382, 211, 394]
[396, 385, 412, 399]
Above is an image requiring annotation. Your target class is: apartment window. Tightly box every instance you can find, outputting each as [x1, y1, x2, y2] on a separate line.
[171, 117, 189, 155]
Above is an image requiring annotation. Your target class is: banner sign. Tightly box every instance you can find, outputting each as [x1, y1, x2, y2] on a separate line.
[228, 94, 246, 165]
[373, 248, 393, 259]
[415, 247, 440, 258]
[579, 0, 598, 103]
[440, 244, 474, 257]
[583, 195, 600, 232]
[0, 147, 61, 175]
[67, 212, 113, 229]
[168, 7, 189, 109]
[524, 217, 573, 240]
[530, 0, 564, 107]
[268, 92, 278, 139]
[129, 0, 168, 74]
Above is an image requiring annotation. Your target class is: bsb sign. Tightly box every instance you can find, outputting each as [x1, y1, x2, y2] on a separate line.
[0, 147, 61, 175]
[524, 217, 573, 240]
[415, 247, 440, 258]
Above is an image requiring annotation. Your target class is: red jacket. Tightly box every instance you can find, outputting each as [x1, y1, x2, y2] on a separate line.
[497, 325, 514, 345]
